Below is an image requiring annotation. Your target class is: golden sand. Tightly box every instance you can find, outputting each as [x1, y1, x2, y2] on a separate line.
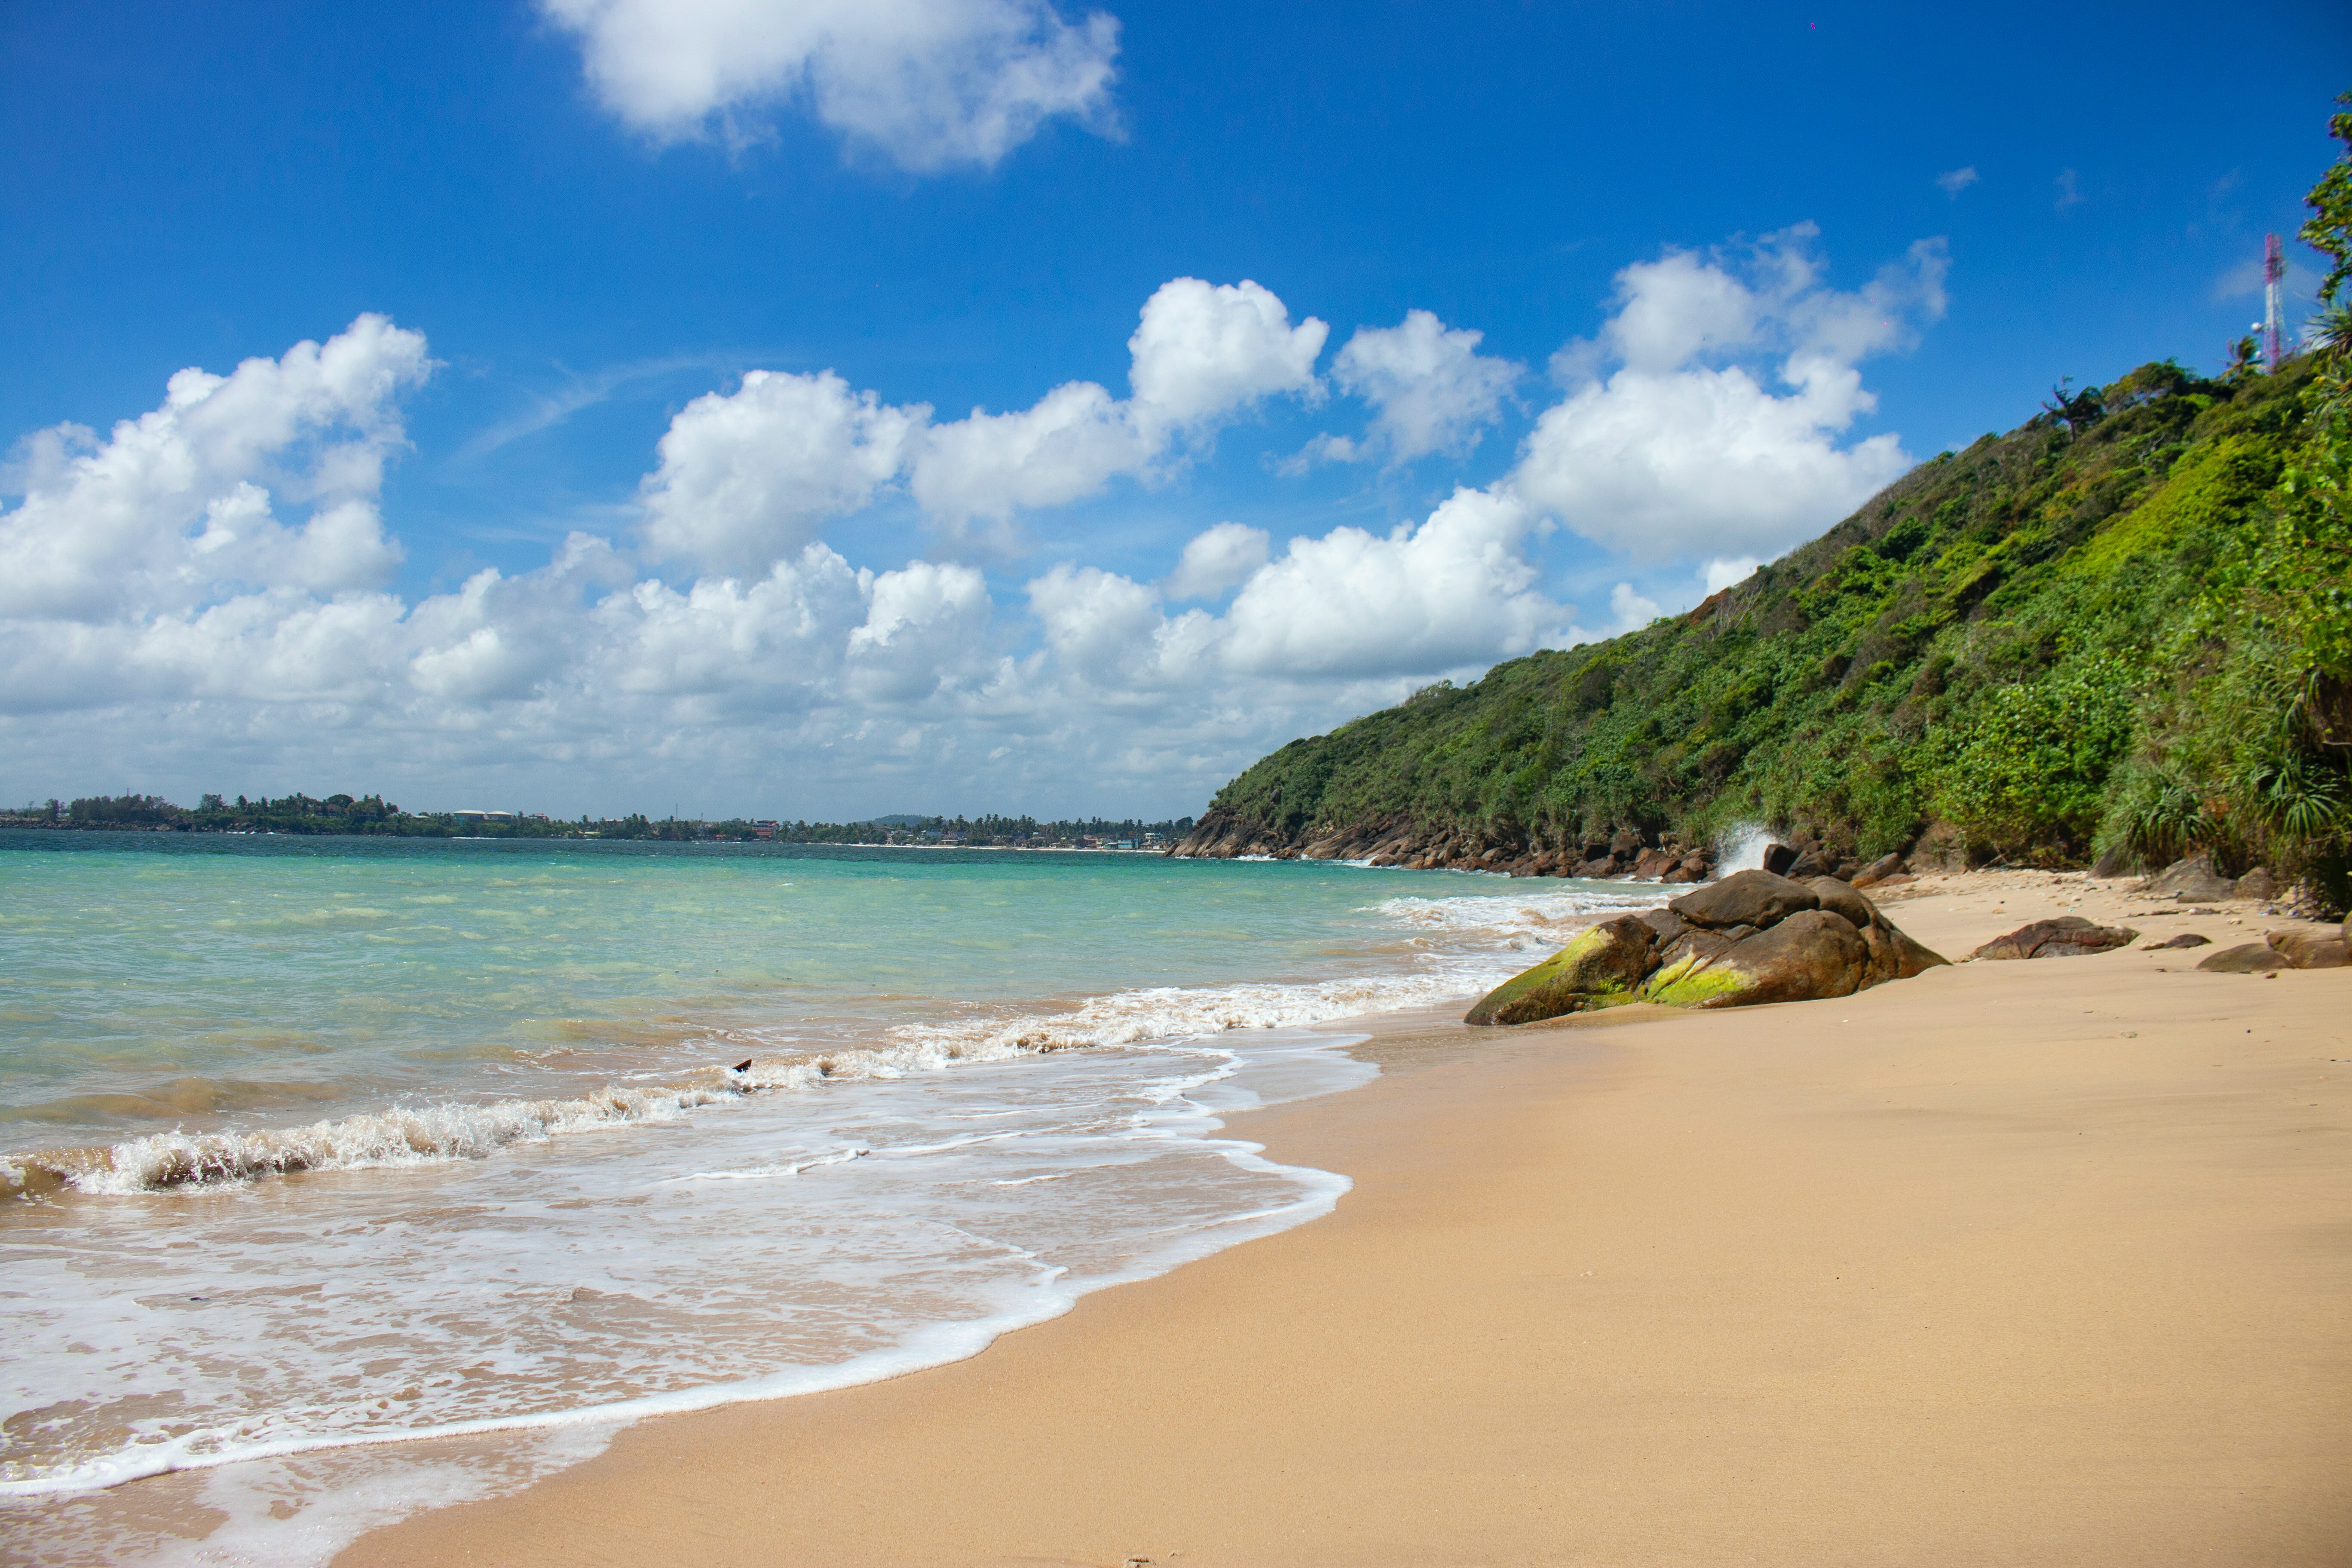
[339, 875, 2351, 1566]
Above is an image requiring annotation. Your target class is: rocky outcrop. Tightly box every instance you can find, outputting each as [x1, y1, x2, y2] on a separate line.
[1462, 870, 1948, 1025]
[1972, 916, 2140, 960]
[1168, 808, 1716, 882]
[2174, 923, 2346, 972]
[2263, 928, 2349, 968]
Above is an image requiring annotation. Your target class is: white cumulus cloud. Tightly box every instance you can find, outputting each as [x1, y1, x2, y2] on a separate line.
[1510, 226, 1945, 562]
[0, 315, 429, 625]
[1125, 278, 1327, 427]
[641, 370, 925, 575]
[1328, 309, 1520, 463]
[643, 277, 1326, 553]
[541, 0, 1121, 171]
[1164, 521, 1269, 600]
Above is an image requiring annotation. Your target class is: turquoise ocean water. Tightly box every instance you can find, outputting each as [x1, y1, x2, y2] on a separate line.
[0, 831, 1659, 1565]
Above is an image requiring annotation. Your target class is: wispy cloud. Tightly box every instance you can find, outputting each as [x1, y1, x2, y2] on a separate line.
[454, 355, 741, 465]
[2054, 168, 2083, 211]
[1935, 166, 1978, 198]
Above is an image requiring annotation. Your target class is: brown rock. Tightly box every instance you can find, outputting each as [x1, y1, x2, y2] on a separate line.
[2197, 943, 2281, 974]
[1636, 907, 1694, 947]
[2142, 933, 2211, 950]
[2143, 852, 2237, 903]
[1629, 846, 1680, 880]
[1645, 910, 1871, 1008]
[1663, 855, 1709, 883]
[1668, 869, 1819, 931]
[1863, 918, 1948, 984]
[2233, 866, 2281, 901]
[2267, 929, 2350, 969]
[1785, 844, 1835, 879]
[1847, 853, 1905, 890]
[1805, 876, 1879, 929]
[1761, 843, 1798, 876]
[1972, 916, 2139, 960]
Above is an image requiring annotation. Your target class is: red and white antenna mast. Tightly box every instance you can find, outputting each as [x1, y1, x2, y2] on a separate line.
[2264, 233, 2285, 371]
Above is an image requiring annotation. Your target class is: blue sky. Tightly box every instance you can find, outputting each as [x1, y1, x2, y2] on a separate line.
[1, 1, 2346, 819]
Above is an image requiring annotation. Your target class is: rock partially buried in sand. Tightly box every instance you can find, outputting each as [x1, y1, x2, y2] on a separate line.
[2142, 933, 2212, 950]
[2265, 929, 2350, 969]
[1463, 870, 1948, 1025]
[2197, 943, 2282, 974]
[1972, 916, 2138, 961]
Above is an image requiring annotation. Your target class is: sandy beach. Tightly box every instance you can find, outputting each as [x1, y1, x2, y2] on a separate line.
[338, 872, 2351, 1566]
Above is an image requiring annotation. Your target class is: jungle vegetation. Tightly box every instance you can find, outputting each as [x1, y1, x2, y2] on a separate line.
[1187, 96, 2352, 909]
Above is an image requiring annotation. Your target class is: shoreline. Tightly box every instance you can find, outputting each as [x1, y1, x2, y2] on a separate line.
[333, 871, 2352, 1565]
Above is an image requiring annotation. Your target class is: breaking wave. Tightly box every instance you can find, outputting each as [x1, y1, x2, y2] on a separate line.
[4, 958, 1555, 1201]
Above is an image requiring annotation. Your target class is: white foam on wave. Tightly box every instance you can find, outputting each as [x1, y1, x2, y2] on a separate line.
[0, 1027, 1367, 1559]
[0, 865, 1616, 1562]
[16, 926, 1554, 1200]
[1376, 882, 1664, 938]
[36, 1082, 741, 1197]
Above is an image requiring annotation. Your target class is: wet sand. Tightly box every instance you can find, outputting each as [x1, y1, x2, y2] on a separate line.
[341, 874, 2352, 1566]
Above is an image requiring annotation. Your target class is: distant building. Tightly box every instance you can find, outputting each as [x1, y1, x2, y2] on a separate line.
[752, 820, 779, 840]
[450, 810, 517, 824]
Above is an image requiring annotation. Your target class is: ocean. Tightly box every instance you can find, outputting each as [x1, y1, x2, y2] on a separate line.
[0, 831, 1660, 1564]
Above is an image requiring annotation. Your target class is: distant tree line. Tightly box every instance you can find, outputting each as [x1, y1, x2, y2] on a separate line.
[0, 794, 1194, 848]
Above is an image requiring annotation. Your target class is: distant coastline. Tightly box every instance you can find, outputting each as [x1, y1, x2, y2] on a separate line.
[0, 794, 1194, 850]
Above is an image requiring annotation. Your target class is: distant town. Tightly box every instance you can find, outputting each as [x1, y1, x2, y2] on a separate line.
[0, 793, 1194, 851]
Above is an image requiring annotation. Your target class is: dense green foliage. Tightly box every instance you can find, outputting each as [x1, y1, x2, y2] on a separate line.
[1195, 349, 2352, 903]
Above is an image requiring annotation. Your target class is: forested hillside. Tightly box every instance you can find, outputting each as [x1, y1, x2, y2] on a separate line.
[1176, 105, 2352, 906]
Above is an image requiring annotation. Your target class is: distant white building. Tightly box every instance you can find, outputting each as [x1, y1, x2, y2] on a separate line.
[450, 810, 517, 824]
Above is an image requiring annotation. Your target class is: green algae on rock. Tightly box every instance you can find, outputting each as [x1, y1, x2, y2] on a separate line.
[1464, 870, 1948, 1025]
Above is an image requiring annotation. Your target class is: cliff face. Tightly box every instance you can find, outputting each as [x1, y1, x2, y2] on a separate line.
[1173, 357, 2331, 880]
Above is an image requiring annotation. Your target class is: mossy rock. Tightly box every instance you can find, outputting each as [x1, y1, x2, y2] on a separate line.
[1464, 916, 1659, 1026]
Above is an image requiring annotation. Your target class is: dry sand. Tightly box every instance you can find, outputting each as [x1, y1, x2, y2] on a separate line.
[342, 874, 2351, 1567]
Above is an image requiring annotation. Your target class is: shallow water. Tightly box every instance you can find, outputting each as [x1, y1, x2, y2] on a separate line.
[0, 832, 1661, 1563]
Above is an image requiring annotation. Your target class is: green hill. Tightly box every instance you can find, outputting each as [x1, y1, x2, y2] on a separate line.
[1176, 334, 2352, 905]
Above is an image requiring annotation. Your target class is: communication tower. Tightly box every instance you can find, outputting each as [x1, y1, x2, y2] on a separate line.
[2264, 233, 2285, 372]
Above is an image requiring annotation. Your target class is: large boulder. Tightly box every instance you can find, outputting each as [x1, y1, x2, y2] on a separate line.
[1462, 915, 1659, 1025]
[1761, 843, 1799, 876]
[2198, 943, 2282, 974]
[2143, 853, 2238, 902]
[1669, 869, 1819, 931]
[1972, 916, 2139, 960]
[1466, 873, 1947, 1025]
[1644, 909, 1871, 1008]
